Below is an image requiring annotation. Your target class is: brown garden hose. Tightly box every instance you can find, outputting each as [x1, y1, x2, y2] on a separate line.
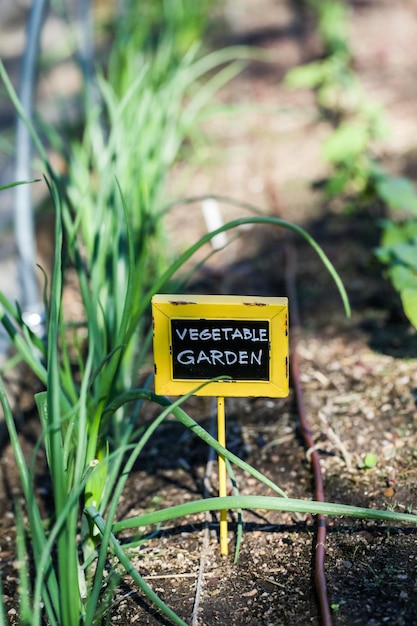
[285, 242, 333, 626]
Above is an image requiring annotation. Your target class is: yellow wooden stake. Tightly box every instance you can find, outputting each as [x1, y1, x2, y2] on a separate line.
[217, 396, 228, 556]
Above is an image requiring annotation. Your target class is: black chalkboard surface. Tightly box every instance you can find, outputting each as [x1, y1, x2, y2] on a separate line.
[171, 319, 270, 380]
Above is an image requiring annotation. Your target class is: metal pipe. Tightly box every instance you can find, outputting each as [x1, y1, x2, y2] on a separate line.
[14, 0, 49, 335]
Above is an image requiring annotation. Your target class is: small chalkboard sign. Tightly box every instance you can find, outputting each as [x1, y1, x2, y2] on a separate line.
[152, 295, 288, 397]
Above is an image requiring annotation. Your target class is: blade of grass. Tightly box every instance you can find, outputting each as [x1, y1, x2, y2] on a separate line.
[164, 196, 351, 316]
[87, 508, 189, 626]
[84, 378, 232, 624]
[0, 375, 60, 624]
[44, 178, 80, 626]
[104, 389, 288, 498]
[0, 57, 52, 175]
[110, 496, 417, 533]
[15, 502, 32, 625]
[0, 179, 40, 191]
[0, 294, 47, 383]
[85, 491, 417, 626]
[126, 213, 350, 347]
[30, 471, 97, 626]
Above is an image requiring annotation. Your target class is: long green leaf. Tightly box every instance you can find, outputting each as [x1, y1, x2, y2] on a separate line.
[0, 57, 52, 174]
[111, 496, 417, 533]
[0, 293, 47, 382]
[105, 389, 288, 498]
[14, 502, 32, 625]
[45, 179, 80, 626]
[125, 212, 350, 345]
[84, 378, 233, 624]
[86, 508, 188, 626]
[0, 179, 40, 191]
[0, 376, 60, 623]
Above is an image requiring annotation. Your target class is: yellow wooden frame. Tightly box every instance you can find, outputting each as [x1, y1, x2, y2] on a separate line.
[152, 294, 289, 398]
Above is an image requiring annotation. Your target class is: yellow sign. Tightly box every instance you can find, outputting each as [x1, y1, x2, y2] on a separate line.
[152, 294, 289, 397]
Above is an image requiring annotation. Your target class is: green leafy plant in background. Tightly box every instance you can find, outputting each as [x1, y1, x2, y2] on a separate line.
[375, 208, 417, 329]
[107, 0, 218, 81]
[285, 0, 387, 198]
[285, 0, 417, 330]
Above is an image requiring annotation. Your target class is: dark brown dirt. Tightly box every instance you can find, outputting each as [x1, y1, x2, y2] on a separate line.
[2, 1, 417, 625]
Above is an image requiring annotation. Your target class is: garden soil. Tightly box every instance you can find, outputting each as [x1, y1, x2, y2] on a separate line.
[1, 1, 417, 625]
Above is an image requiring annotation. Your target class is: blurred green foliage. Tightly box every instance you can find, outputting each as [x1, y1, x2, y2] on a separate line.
[286, 0, 417, 330]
